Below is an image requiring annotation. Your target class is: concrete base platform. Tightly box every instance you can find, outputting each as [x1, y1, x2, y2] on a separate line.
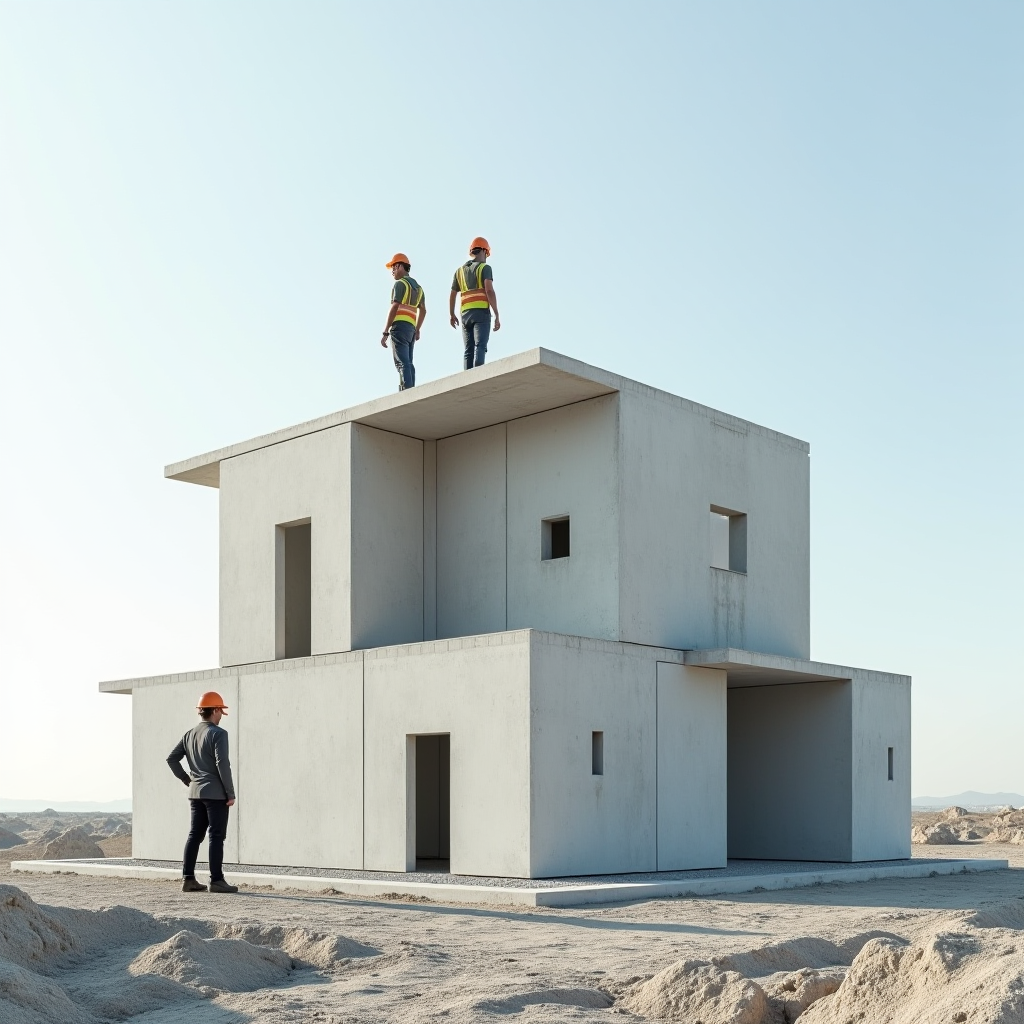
[12, 856, 1009, 908]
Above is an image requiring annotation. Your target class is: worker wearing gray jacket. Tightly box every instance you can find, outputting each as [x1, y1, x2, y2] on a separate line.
[166, 690, 239, 894]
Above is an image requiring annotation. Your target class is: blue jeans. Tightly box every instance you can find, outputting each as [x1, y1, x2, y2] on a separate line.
[390, 321, 416, 390]
[461, 311, 490, 369]
[183, 798, 230, 881]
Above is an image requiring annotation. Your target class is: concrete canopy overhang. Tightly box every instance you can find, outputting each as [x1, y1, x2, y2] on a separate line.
[164, 347, 809, 488]
[683, 648, 910, 688]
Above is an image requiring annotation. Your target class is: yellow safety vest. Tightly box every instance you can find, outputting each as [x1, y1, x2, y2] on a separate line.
[394, 277, 423, 326]
[456, 263, 490, 312]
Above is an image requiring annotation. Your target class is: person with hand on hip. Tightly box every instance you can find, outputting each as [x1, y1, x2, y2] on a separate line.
[381, 253, 426, 391]
[449, 236, 500, 369]
[166, 691, 239, 894]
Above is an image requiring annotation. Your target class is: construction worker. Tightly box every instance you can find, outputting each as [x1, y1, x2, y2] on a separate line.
[381, 253, 426, 391]
[166, 691, 239, 894]
[449, 236, 500, 369]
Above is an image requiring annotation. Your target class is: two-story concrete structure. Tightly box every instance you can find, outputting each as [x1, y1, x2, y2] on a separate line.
[102, 349, 911, 877]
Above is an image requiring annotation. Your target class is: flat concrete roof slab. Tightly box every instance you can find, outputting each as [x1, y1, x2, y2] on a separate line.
[13, 856, 1006, 908]
[165, 348, 809, 488]
[98, 632, 907, 694]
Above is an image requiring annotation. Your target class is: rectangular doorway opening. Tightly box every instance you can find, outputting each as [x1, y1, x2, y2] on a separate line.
[275, 520, 311, 659]
[415, 734, 450, 871]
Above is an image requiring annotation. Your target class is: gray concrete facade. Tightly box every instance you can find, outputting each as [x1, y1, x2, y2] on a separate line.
[105, 349, 911, 876]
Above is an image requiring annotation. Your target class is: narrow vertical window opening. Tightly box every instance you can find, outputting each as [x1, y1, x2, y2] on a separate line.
[887, 747, 894, 782]
[592, 731, 604, 776]
[275, 519, 311, 659]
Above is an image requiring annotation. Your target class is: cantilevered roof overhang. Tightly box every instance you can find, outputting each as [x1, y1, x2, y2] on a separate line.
[165, 347, 809, 488]
[683, 648, 910, 688]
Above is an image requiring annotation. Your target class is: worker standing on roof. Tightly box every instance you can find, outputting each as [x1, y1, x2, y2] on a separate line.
[166, 691, 239, 894]
[450, 236, 500, 369]
[381, 253, 426, 391]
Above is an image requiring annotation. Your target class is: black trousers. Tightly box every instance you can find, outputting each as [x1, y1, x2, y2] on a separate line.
[183, 798, 230, 881]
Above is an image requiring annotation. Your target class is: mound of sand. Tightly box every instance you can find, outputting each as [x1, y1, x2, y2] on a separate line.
[713, 932, 893, 977]
[762, 968, 844, 1021]
[128, 929, 292, 993]
[0, 829, 26, 851]
[799, 928, 1024, 1023]
[621, 960, 769, 1023]
[0, 819, 31, 834]
[475, 987, 614, 1013]
[0, 886, 76, 969]
[42, 828, 103, 861]
[984, 827, 1024, 844]
[211, 923, 379, 969]
[911, 822, 960, 845]
[0, 958, 93, 1024]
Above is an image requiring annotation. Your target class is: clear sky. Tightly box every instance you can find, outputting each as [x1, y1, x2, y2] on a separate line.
[1, 2, 1021, 802]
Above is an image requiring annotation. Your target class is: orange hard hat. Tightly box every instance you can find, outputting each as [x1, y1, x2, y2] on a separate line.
[385, 252, 411, 268]
[469, 236, 490, 256]
[197, 691, 228, 713]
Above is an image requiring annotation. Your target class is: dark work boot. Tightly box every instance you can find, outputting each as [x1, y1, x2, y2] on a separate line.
[209, 879, 239, 894]
[182, 877, 207, 892]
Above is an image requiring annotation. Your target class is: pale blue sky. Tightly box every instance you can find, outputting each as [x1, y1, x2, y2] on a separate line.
[0, 2, 1020, 801]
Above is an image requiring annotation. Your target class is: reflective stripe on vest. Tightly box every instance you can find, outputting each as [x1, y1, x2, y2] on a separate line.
[394, 278, 422, 326]
[457, 264, 490, 311]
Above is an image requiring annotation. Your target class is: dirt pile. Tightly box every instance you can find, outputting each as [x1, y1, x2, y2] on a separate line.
[0, 818, 31, 834]
[0, 886, 76, 969]
[128, 929, 292, 993]
[0, 884, 376, 1022]
[912, 804, 1024, 844]
[798, 927, 1024, 1023]
[0, 829, 26, 850]
[0, 959, 95, 1024]
[621, 960, 770, 1022]
[211, 922, 379, 969]
[911, 822, 961, 844]
[762, 968, 844, 1021]
[42, 828, 103, 860]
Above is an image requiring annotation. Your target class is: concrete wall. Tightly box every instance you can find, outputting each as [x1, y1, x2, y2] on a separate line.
[234, 657, 363, 869]
[727, 681, 853, 861]
[851, 675, 912, 860]
[528, 635, 658, 876]
[507, 396, 620, 640]
[349, 424, 424, 650]
[656, 663, 728, 870]
[219, 423, 424, 664]
[220, 425, 352, 666]
[617, 388, 810, 657]
[133, 677, 240, 862]
[362, 636, 533, 876]
[436, 424, 507, 638]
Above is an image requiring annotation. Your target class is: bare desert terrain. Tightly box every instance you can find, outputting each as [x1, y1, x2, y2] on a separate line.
[1, 810, 1022, 1022]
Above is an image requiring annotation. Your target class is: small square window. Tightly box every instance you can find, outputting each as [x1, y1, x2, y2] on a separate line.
[710, 506, 747, 574]
[592, 731, 604, 775]
[542, 516, 570, 560]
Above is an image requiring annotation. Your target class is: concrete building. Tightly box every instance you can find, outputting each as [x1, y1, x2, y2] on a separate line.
[102, 349, 911, 877]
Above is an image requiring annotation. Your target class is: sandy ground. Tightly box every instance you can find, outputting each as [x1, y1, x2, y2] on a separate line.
[4, 841, 1023, 1023]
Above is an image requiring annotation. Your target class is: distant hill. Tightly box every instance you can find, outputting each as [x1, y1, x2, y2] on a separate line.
[912, 791, 1024, 809]
[0, 798, 132, 813]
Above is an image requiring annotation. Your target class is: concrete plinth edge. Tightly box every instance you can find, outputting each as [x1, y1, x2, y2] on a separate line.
[10, 857, 1009, 907]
